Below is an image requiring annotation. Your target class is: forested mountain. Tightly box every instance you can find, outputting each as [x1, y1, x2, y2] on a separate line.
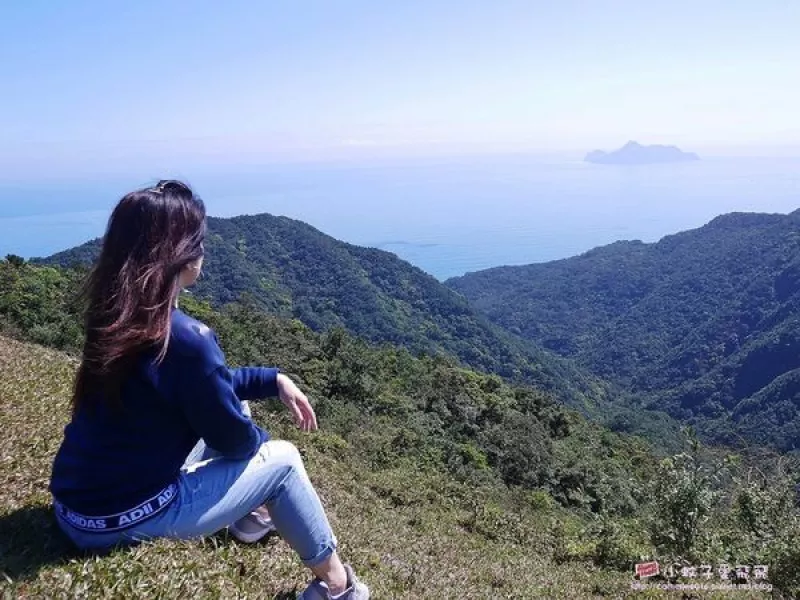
[38, 214, 610, 412]
[6, 262, 800, 597]
[4, 258, 800, 597]
[448, 211, 800, 451]
[0, 258, 676, 518]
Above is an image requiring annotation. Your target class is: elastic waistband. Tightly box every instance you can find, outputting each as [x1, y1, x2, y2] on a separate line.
[54, 483, 178, 533]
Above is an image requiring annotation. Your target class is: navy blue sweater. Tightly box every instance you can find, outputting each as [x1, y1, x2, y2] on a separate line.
[50, 308, 279, 516]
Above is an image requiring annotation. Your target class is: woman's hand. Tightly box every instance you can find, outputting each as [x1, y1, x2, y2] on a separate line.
[276, 374, 318, 432]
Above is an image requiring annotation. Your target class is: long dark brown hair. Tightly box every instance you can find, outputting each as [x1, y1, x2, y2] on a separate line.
[72, 180, 206, 412]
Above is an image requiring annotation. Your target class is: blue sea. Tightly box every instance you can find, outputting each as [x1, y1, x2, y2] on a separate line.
[1, 154, 798, 280]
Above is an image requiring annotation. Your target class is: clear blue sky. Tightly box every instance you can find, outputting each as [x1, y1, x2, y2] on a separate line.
[1, 0, 799, 175]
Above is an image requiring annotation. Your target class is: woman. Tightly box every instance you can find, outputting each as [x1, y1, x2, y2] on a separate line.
[49, 180, 369, 600]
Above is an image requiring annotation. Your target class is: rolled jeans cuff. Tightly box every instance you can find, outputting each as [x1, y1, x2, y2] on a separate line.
[302, 537, 338, 568]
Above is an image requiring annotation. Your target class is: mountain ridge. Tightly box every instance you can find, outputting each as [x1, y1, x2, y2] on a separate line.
[37, 213, 614, 415]
[447, 209, 800, 451]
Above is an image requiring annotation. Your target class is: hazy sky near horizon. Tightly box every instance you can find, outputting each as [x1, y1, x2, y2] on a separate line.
[2, 1, 799, 175]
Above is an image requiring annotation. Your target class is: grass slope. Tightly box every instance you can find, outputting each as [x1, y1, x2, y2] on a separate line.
[0, 335, 762, 600]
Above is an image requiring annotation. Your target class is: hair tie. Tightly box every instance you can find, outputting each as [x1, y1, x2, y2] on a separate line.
[150, 180, 169, 195]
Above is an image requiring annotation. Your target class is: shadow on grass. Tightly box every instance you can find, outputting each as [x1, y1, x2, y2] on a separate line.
[0, 506, 304, 598]
[0, 504, 77, 581]
[0, 507, 303, 597]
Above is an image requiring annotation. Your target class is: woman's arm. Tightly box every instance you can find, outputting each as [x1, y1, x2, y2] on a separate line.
[228, 366, 280, 400]
[179, 366, 268, 460]
[230, 368, 318, 432]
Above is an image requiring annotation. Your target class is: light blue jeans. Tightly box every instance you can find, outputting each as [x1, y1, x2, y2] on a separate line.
[55, 403, 338, 567]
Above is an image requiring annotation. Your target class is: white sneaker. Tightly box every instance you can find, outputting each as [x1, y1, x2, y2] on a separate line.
[228, 506, 276, 543]
[298, 564, 370, 600]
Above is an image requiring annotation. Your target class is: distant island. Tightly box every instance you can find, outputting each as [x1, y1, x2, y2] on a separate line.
[585, 141, 700, 165]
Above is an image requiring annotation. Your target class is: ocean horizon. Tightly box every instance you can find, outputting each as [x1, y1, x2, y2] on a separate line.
[1, 154, 798, 280]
